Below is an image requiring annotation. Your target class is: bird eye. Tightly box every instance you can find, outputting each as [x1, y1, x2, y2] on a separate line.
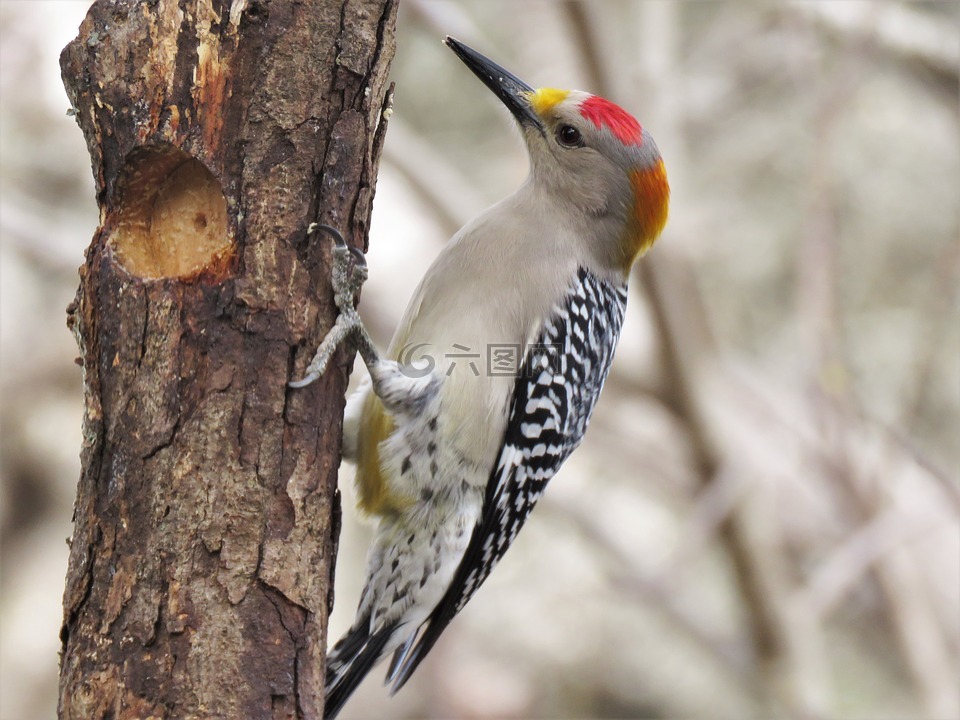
[556, 125, 583, 148]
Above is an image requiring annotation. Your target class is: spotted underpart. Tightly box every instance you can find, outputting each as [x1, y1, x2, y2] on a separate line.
[325, 359, 487, 713]
[384, 266, 628, 689]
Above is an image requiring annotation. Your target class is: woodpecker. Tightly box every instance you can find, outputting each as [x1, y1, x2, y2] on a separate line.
[292, 37, 669, 719]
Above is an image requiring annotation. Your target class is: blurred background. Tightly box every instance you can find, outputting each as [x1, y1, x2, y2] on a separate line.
[2, 1, 958, 718]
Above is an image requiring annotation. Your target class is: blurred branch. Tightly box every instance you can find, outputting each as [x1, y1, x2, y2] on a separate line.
[542, 495, 763, 702]
[1, 192, 85, 275]
[852, 438, 960, 720]
[794, 505, 944, 622]
[787, 0, 960, 80]
[732, 356, 960, 718]
[897, 237, 960, 432]
[873, 524, 960, 719]
[878, 422, 960, 512]
[405, 0, 495, 53]
[560, 2, 607, 98]
[657, 465, 750, 585]
[796, 67, 857, 409]
[794, 15, 960, 717]
[381, 117, 487, 237]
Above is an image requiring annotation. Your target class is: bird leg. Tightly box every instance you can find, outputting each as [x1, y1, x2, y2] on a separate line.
[289, 224, 380, 389]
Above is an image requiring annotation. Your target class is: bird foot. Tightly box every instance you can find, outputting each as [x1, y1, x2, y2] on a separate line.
[289, 225, 377, 389]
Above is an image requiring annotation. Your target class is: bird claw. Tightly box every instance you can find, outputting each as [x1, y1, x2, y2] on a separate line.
[289, 224, 371, 389]
[314, 225, 367, 314]
[337, 246, 369, 310]
[347, 244, 367, 267]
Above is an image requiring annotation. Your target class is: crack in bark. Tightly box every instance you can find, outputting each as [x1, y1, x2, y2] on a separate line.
[260, 580, 308, 716]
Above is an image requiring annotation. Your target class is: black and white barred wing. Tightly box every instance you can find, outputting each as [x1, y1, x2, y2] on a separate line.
[388, 267, 627, 690]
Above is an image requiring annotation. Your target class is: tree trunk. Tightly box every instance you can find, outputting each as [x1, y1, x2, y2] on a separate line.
[57, 1, 397, 717]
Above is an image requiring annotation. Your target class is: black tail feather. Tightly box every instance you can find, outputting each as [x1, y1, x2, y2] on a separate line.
[387, 602, 459, 694]
[385, 629, 419, 685]
[324, 623, 395, 720]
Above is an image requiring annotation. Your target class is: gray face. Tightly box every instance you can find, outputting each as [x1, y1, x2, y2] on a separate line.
[521, 90, 661, 220]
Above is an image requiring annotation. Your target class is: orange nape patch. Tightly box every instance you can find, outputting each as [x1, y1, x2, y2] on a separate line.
[529, 87, 570, 117]
[622, 159, 669, 268]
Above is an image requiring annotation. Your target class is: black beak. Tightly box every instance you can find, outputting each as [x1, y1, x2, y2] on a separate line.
[444, 37, 544, 134]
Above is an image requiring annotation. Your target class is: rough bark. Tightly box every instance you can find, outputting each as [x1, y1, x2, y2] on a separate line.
[57, 1, 397, 718]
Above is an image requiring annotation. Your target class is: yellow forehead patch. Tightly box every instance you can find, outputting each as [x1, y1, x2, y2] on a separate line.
[529, 87, 570, 117]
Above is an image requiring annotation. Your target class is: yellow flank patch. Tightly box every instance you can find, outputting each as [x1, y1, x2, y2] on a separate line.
[354, 392, 410, 516]
[529, 87, 570, 117]
[622, 159, 670, 270]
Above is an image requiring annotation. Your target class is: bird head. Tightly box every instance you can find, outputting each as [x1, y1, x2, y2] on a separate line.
[445, 37, 669, 274]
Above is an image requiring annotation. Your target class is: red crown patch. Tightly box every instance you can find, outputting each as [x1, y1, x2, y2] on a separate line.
[579, 96, 643, 146]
